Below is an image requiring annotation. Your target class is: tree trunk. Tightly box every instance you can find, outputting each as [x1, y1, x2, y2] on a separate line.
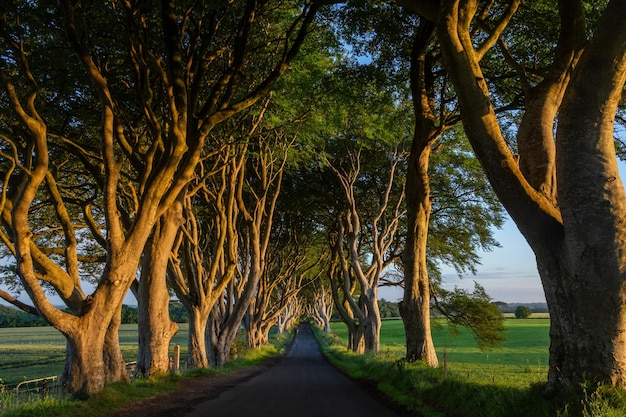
[401, 25, 439, 367]
[548, 2, 626, 389]
[103, 302, 129, 384]
[401, 146, 438, 365]
[318, 305, 331, 333]
[349, 323, 365, 354]
[187, 305, 210, 369]
[63, 327, 107, 399]
[136, 203, 182, 377]
[360, 292, 381, 353]
[247, 324, 267, 349]
[208, 264, 262, 366]
[207, 306, 241, 367]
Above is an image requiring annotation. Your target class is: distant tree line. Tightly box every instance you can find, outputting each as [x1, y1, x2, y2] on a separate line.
[0, 302, 191, 328]
[0, 305, 47, 327]
[493, 302, 549, 314]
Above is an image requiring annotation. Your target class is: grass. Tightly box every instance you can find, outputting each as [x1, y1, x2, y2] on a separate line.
[320, 318, 626, 417]
[0, 324, 190, 386]
[0, 326, 292, 417]
[4, 318, 626, 416]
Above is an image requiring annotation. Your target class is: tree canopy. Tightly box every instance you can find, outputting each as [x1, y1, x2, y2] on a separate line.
[1, 0, 624, 400]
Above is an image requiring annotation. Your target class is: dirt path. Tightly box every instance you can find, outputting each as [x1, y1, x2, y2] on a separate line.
[107, 324, 407, 417]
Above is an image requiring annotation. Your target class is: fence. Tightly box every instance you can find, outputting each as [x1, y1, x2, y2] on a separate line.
[14, 376, 63, 403]
[0, 361, 140, 409]
[0, 376, 63, 411]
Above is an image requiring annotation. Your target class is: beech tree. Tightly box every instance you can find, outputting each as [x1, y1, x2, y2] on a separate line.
[0, 0, 324, 396]
[244, 171, 326, 347]
[328, 145, 405, 353]
[398, 0, 626, 393]
[168, 147, 243, 369]
[303, 283, 334, 332]
[206, 131, 289, 366]
[337, 2, 504, 364]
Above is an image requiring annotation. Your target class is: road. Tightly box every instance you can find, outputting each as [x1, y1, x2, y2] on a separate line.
[184, 323, 404, 417]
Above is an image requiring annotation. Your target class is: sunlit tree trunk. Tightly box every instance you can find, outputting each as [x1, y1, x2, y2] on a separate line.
[0, 0, 321, 397]
[103, 302, 130, 384]
[135, 201, 183, 377]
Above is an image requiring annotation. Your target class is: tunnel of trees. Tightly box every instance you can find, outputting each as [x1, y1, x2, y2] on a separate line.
[0, 0, 625, 399]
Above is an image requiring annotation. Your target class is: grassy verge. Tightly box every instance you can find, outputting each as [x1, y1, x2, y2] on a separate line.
[0, 330, 292, 417]
[314, 321, 626, 417]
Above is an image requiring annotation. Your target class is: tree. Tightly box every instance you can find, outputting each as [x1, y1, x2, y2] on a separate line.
[168, 151, 243, 369]
[120, 305, 138, 325]
[303, 283, 334, 332]
[378, 299, 401, 318]
[515, 305, 532, 319]
[134, 201, 182, 377]
[327, 145, 406, 353]
[207, 130, 289, 366]
[0, 0, 325, 396]
[399, 0, 626, 392]
[336, 1, 504, 366]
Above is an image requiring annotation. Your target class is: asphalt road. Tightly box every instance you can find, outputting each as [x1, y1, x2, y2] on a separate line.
[185, 323, 403, 417]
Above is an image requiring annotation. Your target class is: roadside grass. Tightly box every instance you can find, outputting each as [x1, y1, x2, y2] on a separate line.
[0, 328, 292, 417]
[319, 319, 626, 417]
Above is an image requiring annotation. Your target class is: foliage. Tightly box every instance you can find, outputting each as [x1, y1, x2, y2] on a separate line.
[120, 305, 138, 325]
[0, 306, 47, 328]
[378, 299, 401, 318]
[167, 302, 188, 324]
[0, 304, 186, 328]
[433, 282, 506, 350]
[515, 306, 532, 319]
[426, 130, 505, 278]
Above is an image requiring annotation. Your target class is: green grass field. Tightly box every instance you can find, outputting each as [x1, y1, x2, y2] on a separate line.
[324, 318, 626, 416]
[331, 317, 550, 388]
[0, 324, 191, 386]
[1, 318, 549, 387]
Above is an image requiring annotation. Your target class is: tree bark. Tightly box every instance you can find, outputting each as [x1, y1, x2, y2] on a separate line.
[401, 23, 440, 367]
[186, 305, 210, 369]
[136, 202, 183, 377]
[358, 291, 381, 353]
[208, 227, 264, 367]
[63, 325, 107, 399]
[103, 302, 129, 384]
[400, 152, 438, 365]
[549, 0, 626, 389]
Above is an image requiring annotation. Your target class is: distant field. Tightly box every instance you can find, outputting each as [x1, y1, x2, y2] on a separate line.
[331, 317, 550, 386]
[0, 324, 190, 386]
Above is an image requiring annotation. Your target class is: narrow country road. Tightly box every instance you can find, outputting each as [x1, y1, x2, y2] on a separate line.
[184, 323, 404, 417]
